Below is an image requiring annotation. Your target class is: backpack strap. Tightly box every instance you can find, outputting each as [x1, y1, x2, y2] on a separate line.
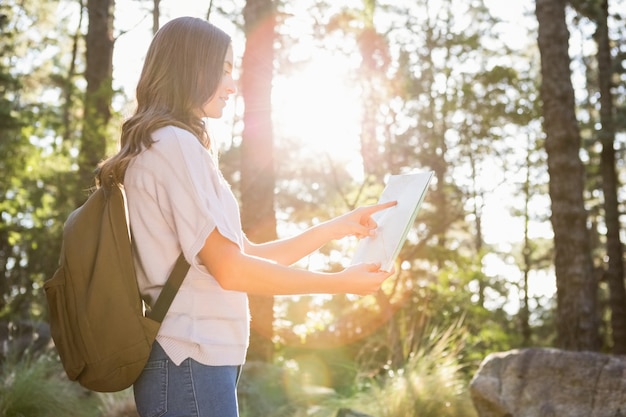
[148, 252, 190, 323]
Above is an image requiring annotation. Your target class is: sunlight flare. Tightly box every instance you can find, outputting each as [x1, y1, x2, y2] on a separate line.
[272, 49, 363, 174]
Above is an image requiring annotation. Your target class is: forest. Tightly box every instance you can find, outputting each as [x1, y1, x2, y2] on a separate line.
[1, 0, 625, 416]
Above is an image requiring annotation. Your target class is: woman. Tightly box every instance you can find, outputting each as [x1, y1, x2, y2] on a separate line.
[97, 16, 395, 417]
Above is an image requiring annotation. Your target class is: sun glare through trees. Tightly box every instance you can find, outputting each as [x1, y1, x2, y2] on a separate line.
[272, 48, 364, 178]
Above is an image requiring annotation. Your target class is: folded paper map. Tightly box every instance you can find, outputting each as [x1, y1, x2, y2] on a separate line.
[352, 171, 434, 271]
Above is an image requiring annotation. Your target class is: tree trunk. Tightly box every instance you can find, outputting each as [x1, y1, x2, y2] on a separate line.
[595, 0, 626, 354]
[520, 138, 533, 346]
[152, 0, 160, 35]
[241, 0, 277, 362]
[535, 0, 599, 351]
[80, 0, 114, 194]
[356, 1, 388, 182]
[62, 2, 83, 143]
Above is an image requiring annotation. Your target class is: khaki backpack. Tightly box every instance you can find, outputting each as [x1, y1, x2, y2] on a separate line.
[44, 182, 189, 392]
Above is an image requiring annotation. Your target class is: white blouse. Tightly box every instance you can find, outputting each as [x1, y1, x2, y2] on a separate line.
[125, 125, 249, 366]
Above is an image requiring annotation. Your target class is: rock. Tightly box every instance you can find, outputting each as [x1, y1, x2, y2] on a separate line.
[470, 348, 626, 417]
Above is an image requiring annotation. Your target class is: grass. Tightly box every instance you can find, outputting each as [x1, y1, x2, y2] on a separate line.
[238, 323, 477, 417]
[95, 389, 138, 417]
[345, 324, 477, 417]
[293, 323, 478, 417]
[0, 354, 97, 417]
[1, 322, 476, 417]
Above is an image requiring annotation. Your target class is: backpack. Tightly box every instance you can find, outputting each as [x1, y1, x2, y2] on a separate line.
[44, 181, 189, 392]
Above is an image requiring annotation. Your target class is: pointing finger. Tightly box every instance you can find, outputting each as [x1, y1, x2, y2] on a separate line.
[362, 200, 397, 215]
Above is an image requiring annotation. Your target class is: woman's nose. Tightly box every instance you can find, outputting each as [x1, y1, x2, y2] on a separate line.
[227, 77, 237, 95]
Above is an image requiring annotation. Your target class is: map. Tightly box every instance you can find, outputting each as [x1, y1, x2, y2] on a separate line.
[352, 171, 434, 271]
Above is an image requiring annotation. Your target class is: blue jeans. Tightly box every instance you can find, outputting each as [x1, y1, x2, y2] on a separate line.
[133, 342, 241, 417]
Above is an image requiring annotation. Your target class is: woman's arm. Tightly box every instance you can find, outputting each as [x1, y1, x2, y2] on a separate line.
[199, 228, 394, 296]
[243, 201, 397, 265]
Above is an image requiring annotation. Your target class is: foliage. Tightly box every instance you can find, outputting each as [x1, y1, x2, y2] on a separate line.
[2, 0, 626, 408]
[270, 0, 553, 369]
[238, 361, 303, 417]
[0, 353, 98, 417]
[346, 324, 477, 417]
[0, 0, 80, 353]
[237, 322, 477, 417]
[0, 352, 140, 417]
[95, 389, 139, 417]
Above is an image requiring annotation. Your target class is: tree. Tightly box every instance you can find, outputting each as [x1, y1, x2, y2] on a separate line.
[0, 0, 77, 360]
[327, 0, 391, 181]
[79, 0, 114, 193]
[0, 4, 25, 323]
[594, 0, 626, 355]
[241, 0, 277, 362]
[511, 128, 553, 347]
[571, 0, 626, 355]
[535, 0, 600, 351]
[152, 0, 161, 35]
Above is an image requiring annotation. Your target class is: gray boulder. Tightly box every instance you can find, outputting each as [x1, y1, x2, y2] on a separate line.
[470, 348, 626, 417]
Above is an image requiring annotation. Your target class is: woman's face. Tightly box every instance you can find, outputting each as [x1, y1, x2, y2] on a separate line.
[200, 45, 237, 119]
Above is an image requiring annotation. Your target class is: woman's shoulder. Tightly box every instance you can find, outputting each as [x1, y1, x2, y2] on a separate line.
[149, 125, 216, 173]
[152, 125, 202, 149]
[130, 125, 207, 171]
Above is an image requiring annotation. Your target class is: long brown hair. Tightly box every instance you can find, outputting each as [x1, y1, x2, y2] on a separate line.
[97, 17, 231, 186]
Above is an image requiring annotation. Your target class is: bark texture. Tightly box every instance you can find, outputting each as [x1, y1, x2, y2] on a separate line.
[535, 0, 599, 351]
[594, 0, 626, 354]
[80, 0, 114, 193]
[241, 0, 277, 362]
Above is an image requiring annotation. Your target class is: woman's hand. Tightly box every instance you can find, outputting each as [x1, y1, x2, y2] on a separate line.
[338, 262, 395, 295]
[242, 200, 397, 267]
[328, 200, 397, 240]
[201, 228, 395, 295]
